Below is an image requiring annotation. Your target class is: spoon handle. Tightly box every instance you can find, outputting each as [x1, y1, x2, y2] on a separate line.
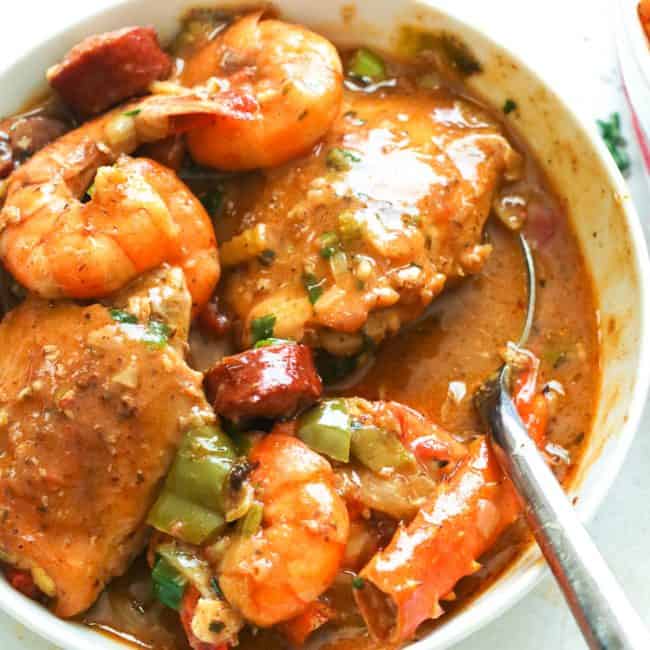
[487, 386, 650, 650]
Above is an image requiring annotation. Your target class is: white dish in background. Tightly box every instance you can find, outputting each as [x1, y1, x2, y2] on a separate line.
[616, 0, 650, 173]
[0, 1, 648, 649]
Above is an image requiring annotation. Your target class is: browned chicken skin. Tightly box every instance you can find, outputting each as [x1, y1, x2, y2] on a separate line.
[217, 87, 520, 353]
[0, 267, 211, 616]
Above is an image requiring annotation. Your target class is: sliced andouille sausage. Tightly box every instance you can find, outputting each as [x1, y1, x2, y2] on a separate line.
[0, 114, 69, 178]
[47, 26, 172, 117]
[205, 343, 323, 420]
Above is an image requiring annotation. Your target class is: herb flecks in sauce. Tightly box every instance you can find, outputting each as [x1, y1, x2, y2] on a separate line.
[250, 314, 276, 344]
[503, 99, 517, 114]
[597, 112, 630, 174]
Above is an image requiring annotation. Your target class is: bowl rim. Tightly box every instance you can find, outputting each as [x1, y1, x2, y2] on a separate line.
[0, 1, 648, 649]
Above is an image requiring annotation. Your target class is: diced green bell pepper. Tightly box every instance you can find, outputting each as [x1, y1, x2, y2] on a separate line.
[147, 491, 225, 546]
[147, 425, 237, 545]
[350, 424, 416, 473]
[297, 399, 352, 462]
[237, 500, 264, 537]
[165, 425, 237, 511]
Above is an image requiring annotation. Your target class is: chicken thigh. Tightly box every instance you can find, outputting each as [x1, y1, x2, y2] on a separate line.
[0, 266, 211, 616]
[217, 86, 521, 354]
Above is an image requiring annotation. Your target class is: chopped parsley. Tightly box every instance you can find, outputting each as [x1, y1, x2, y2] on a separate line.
[109, 308, 138, 324]
[143, 320, 171, 350]
[597, 113, 630, 174]
[258, 249, 276, 266]
[122, 108, 141, 117]
[351, 576, 365, 590]
[503, 98, 517, 114]
[326, 147, 361, 172]
[110, 309, 171, 349]
[251, 314, 276, 344]
[302, 272, 325, 304]
[201, 189, 223, 217]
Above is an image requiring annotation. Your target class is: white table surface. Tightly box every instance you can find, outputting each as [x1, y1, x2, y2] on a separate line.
[0, 0, 648, 648]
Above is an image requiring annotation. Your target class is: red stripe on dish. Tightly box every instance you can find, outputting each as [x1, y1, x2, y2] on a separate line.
[622, 82, 650, 170]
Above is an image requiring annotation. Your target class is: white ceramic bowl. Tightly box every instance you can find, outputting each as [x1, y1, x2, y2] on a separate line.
[0, 1, 648, 649]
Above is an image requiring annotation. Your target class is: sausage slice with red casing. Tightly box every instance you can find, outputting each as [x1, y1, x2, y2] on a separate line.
[205, 343, 323, 420]
[47, 26, 172, 117]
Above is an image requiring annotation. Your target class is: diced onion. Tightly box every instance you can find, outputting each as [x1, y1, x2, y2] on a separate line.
[104, 114, 137, 151]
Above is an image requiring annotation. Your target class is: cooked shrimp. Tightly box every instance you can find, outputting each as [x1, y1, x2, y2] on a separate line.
[181, 12, 343, 170]
[355, 355, 550, 643]
[354, 437, 520, 643]
[0, 91, 253, 310]
[218, 434, 349, 627]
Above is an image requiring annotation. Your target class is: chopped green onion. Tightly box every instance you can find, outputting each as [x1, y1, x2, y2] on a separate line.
[302, 272, 325, 304]
[201, 189, 223, 216]
[86, 183, 96, 199]
[156, 543, 213, 596]
[350, 424, 416, 473]
[347, 48, 387, 82]
[254, 337, 290, 348]
[237, 500, 264, 536]
[298, 399, 352, 462]
[319, 231, 341, 258]
[152, 556, 186, 610]
[109, 308, 138, 324]
[338, 211, 363, 241]
[326, 147, 361, 172]
[123, 108, 141, 117]
[143, 320, 171, 350]
[251, 314, 276, 344]
[503, 99, 517, 114]
[597, 113, 630, 174]
[351, 576, 365, 590]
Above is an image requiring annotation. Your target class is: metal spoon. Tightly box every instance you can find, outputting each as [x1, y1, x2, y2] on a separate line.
[475, 233, 650, 650]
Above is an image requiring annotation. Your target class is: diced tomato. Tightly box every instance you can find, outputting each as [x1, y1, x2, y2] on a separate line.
[180, 586, 228, 650]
